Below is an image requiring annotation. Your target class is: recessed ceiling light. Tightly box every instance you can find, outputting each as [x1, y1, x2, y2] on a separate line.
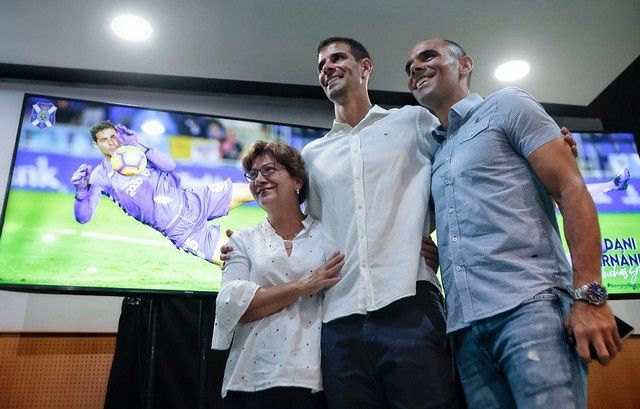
[494, 60, 530, 82]
[111, 14, 152, 42]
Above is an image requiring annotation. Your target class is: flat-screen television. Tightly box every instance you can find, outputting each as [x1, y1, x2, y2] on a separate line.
[558, 131, 640, 299]
[0, 93, 326, 296]
[2, 95, 638, 300]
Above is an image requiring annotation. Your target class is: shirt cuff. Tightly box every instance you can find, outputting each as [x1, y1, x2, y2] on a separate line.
[211, 280, 260, 349]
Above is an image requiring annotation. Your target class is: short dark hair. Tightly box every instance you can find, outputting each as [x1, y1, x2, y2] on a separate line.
[317, 36, 370, 61]
[443, 39, 472, 87]
[242, 140, 308, 204]
[89, 121, 116, 142]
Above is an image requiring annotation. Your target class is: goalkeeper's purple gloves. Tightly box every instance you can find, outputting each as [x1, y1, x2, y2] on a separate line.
[71, 164, 92, 199]
[115, 123, 139, 146]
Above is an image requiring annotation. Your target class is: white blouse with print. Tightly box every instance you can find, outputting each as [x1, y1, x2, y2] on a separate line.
[211, 216, 325, 397]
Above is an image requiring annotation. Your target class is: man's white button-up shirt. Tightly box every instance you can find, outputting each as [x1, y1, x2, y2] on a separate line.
[302, 105, 441, 323]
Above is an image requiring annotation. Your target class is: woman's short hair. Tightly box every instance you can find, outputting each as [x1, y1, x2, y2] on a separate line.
[242, 140, 308, 204]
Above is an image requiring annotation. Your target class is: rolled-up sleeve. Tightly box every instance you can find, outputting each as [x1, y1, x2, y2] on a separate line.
[212, 232, 260, 349]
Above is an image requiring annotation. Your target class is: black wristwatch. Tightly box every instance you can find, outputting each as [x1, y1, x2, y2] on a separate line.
[572, 282, 608, 306]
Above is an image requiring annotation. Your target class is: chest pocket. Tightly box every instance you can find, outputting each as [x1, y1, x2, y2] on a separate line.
[453, 117, 492, 173]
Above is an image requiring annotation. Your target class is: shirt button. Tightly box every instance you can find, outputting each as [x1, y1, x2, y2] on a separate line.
[448, 208, 454, 213]
[358, 203, 363, 209]
[361, 262, 366, 268]
[445, 179, 452, 185]
[452, 236, 458, 242]
[355, 175, 361, 180]
[455, 266, 461, 271]
[446, 157, 451, 161]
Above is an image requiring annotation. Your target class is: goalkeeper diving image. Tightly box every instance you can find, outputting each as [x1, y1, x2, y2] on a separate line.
[587, 168, 631, 198]
[71, 121, 252, 264]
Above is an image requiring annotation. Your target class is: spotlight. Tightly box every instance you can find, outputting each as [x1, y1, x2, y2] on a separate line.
[495, 60, 530, 82]
[111, 14, 152, 42]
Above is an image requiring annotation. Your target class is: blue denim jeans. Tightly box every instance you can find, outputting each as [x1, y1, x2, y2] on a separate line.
[453, 288, 587, 409]
[321, 282, 459, 409]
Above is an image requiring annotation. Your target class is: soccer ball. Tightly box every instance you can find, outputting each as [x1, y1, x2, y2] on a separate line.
[111, 146, 147, 176]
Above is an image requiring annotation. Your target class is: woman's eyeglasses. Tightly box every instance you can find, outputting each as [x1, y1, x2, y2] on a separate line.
[244, 162, 284, 183]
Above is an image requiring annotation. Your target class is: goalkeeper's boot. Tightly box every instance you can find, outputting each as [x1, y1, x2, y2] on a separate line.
[612, 168, 630, 191]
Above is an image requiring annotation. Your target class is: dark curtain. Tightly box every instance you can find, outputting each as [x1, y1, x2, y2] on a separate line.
[104, 296, 227, 409]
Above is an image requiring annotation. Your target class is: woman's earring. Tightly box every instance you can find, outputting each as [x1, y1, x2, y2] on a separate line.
[296, 188, 300, 195]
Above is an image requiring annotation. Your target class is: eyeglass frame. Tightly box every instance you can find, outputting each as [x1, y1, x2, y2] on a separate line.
[243, 162, 286, 183]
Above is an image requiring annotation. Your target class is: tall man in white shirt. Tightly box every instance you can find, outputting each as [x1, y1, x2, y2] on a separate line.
[302, 37, 458, 409]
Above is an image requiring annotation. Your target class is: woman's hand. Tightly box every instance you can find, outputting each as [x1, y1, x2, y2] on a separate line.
[296, 251, 344, 296]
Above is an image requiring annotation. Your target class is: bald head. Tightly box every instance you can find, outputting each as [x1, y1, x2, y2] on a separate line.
[406, 38, 472, 87]
[406, 38, 474, 117]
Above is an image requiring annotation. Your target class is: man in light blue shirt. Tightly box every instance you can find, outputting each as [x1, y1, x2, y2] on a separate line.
[405, 38, 621, 408]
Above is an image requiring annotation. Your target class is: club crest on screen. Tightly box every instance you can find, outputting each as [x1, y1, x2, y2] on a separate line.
[30, 102, 58, 129]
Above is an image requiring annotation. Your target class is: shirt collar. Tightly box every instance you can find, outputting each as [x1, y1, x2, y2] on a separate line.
[327, 105, 388, 135]
[300, 214, 315, 230]
[452, 92, 483, 121]
[432, 93, 483, 143]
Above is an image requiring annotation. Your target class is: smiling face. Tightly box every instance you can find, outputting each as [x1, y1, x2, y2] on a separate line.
[248, 153, 302, 212]
[406, 39, 471, 110]
[317, 41, 371, 103]
[93, 127, 122, 158]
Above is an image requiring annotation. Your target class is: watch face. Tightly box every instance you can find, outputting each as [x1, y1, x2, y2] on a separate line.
[585, 282, 608, 305]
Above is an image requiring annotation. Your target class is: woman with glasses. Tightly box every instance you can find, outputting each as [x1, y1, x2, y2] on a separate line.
[212, 140, 343, 409]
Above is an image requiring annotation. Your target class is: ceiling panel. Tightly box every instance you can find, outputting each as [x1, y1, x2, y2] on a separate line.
[1, 0, 638, 105]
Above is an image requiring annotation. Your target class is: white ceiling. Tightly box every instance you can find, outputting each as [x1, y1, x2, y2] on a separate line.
[1, 0, 639, 106]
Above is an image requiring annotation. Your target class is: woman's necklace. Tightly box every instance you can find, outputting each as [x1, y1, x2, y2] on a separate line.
[279, 224, 304, 241]
[268, 214, 305, 241]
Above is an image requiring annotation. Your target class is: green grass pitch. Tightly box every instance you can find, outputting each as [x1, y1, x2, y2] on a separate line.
[558, 213, 640, 296]
[0, 190, 265, 294]
[2, 190, 637, 297]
